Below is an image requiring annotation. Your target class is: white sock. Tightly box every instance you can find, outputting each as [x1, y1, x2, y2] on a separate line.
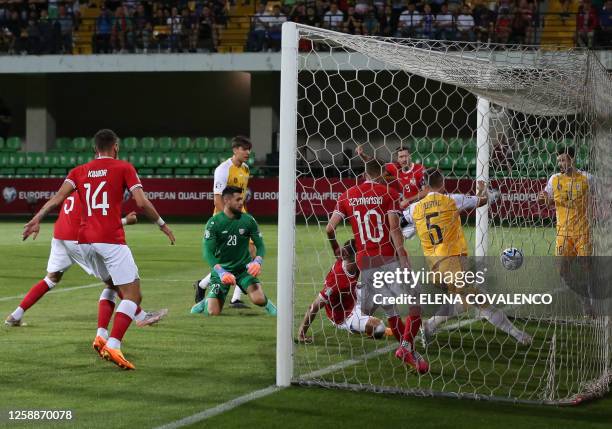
[231, 286, 243, 303]
[428, 302, 467, 331]
[477, 306, 525, 342]
[116, 300, 138, 319]
[199, 273, 211, 289]
[99, 288, 117, 302]
[11, 306, 24, 321]
[134, 309, 146, 322]
[106, 337, 121, 350]
[43, 277, 57, 289]
[97, 328, 109, 339]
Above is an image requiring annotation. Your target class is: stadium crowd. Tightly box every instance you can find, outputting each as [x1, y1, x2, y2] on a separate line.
[0, 0, 610, 54]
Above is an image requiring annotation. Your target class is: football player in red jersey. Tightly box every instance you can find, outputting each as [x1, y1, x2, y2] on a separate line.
[325, 160, 428, 373]
[5, 191, 167, 329]
[356, 145, 425, 209]
[23, 129, 175, 370]
[297, 240, 389, 343]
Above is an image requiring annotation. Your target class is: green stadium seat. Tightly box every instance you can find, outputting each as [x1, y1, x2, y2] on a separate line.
[192, 167, 210, 176]
[16, 168, 34, 177]
[122, 137, 139, 152]
[423, 153, 440, 168]
[141, 137, 157, 151]
[201, 155, 217, 168]
[212, 137, 228, 151]
[194, 137, 211, 152]
[72, 137, 89, 152]
[431, 138, 446, 154]
[53, 137, 71, 152]
[174, 168, 191, 176]
[25, 152, 44, 167]
[544, 139, 558, 153]
[129, 153, 147, 168]
[578, 145, 588, 158]
[163, 153, 182, 167]
[118, 152, 130, 162]
[175, 137, 192, 152]
[438, 155, 453, 171]
[8, 153, 26, 167]
[448, 139, 463, 153]
[0, 137, 4, 151]
[0, 153, 7, 166]
[0, 167, 15, 176]
[182, 153, 200, 167]
[412, 153, 423, 165]
[158, 137, 173, 152]
[146, 153, 164, 168]
[33, 168, 49, 177]
[463, 139, 476, 153]
[77, 153, 92, 165]
[50, 168, 66, 176]
[415, 138, 432, 155]
[5, 137, 21, 152]
[42, 153, 59, 168]
[155, 168, 172, 176]
[136, 168, 154, 176]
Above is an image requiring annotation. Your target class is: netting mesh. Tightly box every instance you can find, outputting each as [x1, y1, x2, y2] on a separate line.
[288, 25, 612, 404]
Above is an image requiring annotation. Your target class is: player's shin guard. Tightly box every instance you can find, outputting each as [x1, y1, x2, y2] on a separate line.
[97, 289, 117, 339]
[106, 300, 138, 350]
[12, 277, 56, 320]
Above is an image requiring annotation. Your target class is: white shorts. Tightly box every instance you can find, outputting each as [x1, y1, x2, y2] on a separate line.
[333, 301, 371, 334]
[78, 243, 139, 286]
[47, 238, 94, 276]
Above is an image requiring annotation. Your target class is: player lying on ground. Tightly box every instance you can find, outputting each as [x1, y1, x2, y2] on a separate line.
[190, 186, 276, 316]
[402, 168, 531, 345]
[356, 144, 425, 209]
[297, 239, 392, 343]
[22, 129, 175, 370]
[194, 136, 254, 309]
[327, 159, 428, 373]
[5, 201, 167, 328]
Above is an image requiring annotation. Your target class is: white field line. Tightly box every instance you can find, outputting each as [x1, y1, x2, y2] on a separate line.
[0, 282, 102, 302]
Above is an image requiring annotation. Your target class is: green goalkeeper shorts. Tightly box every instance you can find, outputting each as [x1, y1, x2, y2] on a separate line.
[207, 271, 260, 303]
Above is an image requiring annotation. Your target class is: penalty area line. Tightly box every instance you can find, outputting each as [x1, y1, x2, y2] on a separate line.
[152, 385, 282, 429]
[0, 282, 102, 302]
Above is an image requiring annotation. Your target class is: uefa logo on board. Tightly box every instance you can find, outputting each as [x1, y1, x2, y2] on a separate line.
[2, 187, 16, 204]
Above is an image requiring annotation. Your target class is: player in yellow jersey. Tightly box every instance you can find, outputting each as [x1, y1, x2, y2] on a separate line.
[193, 136, 253, 308]
[539, 147, 593, 257]
[403, 168, 532, 345]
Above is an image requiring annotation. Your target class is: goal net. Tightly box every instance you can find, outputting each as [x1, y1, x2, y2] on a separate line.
[276, 22, 612, 405]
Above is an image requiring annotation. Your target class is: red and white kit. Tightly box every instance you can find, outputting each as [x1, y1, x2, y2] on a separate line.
[385, 162, 425, 201]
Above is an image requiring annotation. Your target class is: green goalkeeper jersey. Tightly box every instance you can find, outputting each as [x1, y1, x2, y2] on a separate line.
[203, 211, 265, 274]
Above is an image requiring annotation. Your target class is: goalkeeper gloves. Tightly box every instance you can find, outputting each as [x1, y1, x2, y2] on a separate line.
[214, 265, 236, 285]
[246, 256, 263, 277]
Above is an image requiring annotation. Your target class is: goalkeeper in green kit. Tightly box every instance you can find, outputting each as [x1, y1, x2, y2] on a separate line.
[190, 186, 277, 316]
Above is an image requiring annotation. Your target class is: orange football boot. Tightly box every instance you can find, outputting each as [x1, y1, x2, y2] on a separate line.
[92, 335, 107, 357]
[101, 346, 135, 370]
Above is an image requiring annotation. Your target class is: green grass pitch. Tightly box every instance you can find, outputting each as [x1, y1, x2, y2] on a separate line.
[0, 221, 610, 428]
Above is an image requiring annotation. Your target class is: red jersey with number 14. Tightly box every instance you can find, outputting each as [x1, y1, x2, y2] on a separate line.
[53, 193, 82, 241]
[385, 162, 425, 200]
[333, 181, 401, 268]
[65, 157, 142, 245]
[319, 258, 359, 325]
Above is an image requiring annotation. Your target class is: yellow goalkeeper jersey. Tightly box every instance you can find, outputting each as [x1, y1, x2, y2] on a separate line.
[213, 158, 250, 214]
[544, 171, 592, 237]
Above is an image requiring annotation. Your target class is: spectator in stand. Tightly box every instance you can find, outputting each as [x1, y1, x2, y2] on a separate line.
[496, 5, 512, 42]
[26, 13, 40, 54]
[247, 2, 268, 52]
[167, 6, 182, 52]
[185, 9, 199, 52]
[56, 5, 73, 53]
[133, 3, 151, 53]
[559, 0, 572, 24]
[303, 6, 322, 26]
[447, 0, 462, 13]
[379, 5, 396, 36]
[510, 8, 530, 44]
[435, 3, 455, 40]
[517, 0, 535, 43]
[456, 5, 475, 41]
[397, 2, 421, 38]
[111, 6, 132, 52]
[599, 0, 612, 47]
[323, 2, 344, 30]
[421, 4, 435, 39]
[95, 6, 113, 53]
[199, 5, 217, 51]
[38, 9, 55, 54]
[290, 1, 308, 22]
[344, 6, 363, 34]
[576, 1, 599, 48]
[354, 0, 370, 16]
[152, 8, 169, 51]
[267, 5, 286, 51]
[362, 9, 380, 35]
[474, 8, 493, 42]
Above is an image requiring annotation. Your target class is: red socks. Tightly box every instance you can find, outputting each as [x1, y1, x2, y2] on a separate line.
[402, 314, 422, 346]
[387, 316, 405, 343]
[19, 278, 53, 311]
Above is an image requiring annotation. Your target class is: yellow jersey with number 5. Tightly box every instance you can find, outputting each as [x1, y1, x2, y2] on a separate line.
[405, 192, 479, 257]
[544, 171, 591, 238]
[213, 158, 250, 214]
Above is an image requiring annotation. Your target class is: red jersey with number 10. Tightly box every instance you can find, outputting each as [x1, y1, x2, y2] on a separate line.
[385, 162, 425, 200]
[333, 181, 401, 268]
[319, 258, 359, 325]
[65, 157, 142, 245]
[53, 192, 82, 241]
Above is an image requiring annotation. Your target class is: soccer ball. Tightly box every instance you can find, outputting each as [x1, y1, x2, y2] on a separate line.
[500, 248, 524, 270]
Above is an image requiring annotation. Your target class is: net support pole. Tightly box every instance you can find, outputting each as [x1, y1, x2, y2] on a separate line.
[475, 96, 490, 257]
[276, 21, 298, 388]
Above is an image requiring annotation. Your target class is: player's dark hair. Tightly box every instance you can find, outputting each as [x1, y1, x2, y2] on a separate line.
[395, 146, 410, 154]
[94, 129, 119, 152]
[232, 136, 252, 150]
[364, 159, 383, 178]
[342, 239, 357, 261]
[558, 146, 575, 159]
[222, 186, 243, 198]
[425, 168, 444, 188]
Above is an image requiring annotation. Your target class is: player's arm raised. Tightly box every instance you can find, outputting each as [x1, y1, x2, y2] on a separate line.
[131, 187, 175, 244]
[475, 180, 494, 207]
[297, 295, 326, 344]
[23, 181, 74, 241]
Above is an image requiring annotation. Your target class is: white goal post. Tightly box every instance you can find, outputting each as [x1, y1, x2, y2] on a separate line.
[276, 21, 612, 404]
